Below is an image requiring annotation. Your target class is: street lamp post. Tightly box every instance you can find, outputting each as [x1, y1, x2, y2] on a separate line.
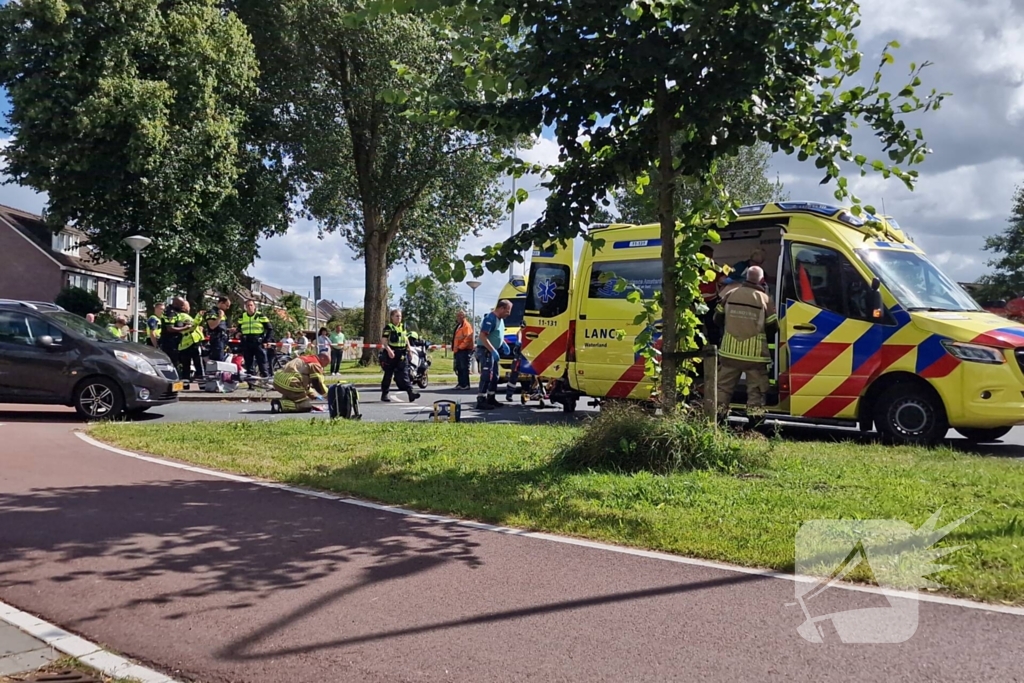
[467, 280, 482, 375]
[122, 236, 152, 343]
[467, 281, 482, 328]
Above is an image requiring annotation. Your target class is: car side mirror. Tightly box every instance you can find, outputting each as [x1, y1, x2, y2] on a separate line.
[36, 335, 55, 348]
[870, 278, 884, 319]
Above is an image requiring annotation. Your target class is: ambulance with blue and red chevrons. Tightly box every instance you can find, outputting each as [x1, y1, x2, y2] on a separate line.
[520, 201, 1024, 445]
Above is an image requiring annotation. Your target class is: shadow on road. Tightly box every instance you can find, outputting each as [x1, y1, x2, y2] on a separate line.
[0, 479, 484, 641]
[0, 408, 164, 424]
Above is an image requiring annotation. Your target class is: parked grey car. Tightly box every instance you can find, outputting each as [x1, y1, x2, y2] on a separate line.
[0, 300, 180, 419]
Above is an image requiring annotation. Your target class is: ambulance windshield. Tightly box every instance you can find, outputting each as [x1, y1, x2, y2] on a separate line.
[858, 249, 980, 313]
[505, 297, 526, 328]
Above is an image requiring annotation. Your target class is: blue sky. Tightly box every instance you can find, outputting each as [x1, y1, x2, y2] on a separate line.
[2, 0, 1023, 314]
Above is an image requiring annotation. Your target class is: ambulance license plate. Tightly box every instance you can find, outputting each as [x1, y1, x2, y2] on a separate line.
[172, 382, 183, 392]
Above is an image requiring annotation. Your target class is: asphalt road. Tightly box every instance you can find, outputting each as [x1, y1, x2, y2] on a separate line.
[0, 408, 1022, 682]
[3, 385, 1024, 460]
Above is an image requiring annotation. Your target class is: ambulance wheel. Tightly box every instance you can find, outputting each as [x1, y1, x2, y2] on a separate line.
[955, 427, 1012, 443]
[874, 387, 948, 446]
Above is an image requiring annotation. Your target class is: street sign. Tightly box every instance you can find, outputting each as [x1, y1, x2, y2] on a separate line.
[313, 275, 321, 300]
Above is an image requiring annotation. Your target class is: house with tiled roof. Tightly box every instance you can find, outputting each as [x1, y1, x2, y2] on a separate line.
[0, 204, 135, 316]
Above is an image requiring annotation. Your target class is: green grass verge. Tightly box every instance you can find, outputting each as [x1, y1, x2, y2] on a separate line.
[89, 421, 1024, 604]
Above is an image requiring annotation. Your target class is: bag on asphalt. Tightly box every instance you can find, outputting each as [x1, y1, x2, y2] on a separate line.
[328, 383, 361, 420]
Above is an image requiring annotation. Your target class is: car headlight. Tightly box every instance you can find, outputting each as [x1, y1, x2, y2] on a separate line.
[940, 340, 1006, 365]
[114, 350, 158, 376]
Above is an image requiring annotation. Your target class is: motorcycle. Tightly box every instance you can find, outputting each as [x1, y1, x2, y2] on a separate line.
[406, 337, 432, 389]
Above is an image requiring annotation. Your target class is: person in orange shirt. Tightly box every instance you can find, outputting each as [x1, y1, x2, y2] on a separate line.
[452, 309, 475, 389]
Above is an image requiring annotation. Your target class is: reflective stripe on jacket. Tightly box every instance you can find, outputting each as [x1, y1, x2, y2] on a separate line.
[383, 323, 408, 349]
[714, 282, 778, 362]
[239, 312, 270, 337]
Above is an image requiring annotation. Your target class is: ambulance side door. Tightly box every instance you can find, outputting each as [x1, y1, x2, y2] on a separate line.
[576, 256, 660, 398]
[781, 242, 881, 419]
[522, 244, 574, 379]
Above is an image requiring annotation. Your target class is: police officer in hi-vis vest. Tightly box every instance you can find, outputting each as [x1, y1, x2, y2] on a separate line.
[379, 308, 421, 403]
[238, 299, 273, 377]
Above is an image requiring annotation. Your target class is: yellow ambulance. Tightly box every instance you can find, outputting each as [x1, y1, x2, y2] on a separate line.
[496, 275, 527, 381]
[521, 201, 1024, 444]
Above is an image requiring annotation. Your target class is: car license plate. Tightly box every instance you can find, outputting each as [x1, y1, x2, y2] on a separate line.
[172, 381, 183, 392]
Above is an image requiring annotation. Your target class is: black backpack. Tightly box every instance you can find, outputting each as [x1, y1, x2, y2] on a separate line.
[328, 383, 361, 420]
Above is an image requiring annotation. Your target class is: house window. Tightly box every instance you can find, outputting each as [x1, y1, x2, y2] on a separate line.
[52, 231, 80, 255]
[105, 282, 129, 310]
[68, 273, 98, 294]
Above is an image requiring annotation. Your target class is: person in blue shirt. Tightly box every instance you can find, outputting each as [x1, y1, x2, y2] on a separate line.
[475, 299, 513, 410]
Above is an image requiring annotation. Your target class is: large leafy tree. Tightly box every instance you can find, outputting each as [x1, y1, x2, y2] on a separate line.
[399, 274, 466, 340]
[614, 143, 787, 225]
[398, 0, 944, 409]
[978, 185, 1024, 300]
[234, 1, 508, 363]
[0, 0, 290, 308]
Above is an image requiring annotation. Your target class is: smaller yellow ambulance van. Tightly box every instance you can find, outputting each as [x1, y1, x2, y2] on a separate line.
[521, 202, 1024, 444]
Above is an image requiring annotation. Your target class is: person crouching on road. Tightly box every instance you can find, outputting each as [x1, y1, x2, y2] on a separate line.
[476, 299, 512, 411]
[272, 352, 330, 413]
[380, 308, 421, 403]
[713, 265, 778, 430]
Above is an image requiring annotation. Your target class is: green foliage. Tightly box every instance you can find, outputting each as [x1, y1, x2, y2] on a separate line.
[234, 1, 510, 360]
[978, 185, 1024, 300]
[328, 307, 366, 339]
[0, 0, 290, 306]
[390, 0, 945, 409]
[556, 404, 771, 474]
[399, 274, 466, 339]
[54, 286, 104, 317]
[615, 144, 788, 225]
[278, 292, 308, 336]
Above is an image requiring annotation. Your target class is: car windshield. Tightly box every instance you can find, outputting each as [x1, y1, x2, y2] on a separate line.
[856, 249, 980, 312]
[45, 311, 121, 341]
[505, 297, 526, 328]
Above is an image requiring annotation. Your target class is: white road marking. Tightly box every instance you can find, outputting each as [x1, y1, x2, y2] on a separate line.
[74, 431, 1024, 617]
[0, 599, 178, 683]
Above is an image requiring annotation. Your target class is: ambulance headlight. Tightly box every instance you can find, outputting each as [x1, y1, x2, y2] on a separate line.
[940, 340, 1005, 365]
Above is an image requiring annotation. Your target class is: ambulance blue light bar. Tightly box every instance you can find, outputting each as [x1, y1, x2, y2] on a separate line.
[775, 201, 842, 216]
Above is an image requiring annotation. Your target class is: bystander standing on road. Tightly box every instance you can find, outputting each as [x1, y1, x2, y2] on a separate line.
[452, 309, 474, 390]
[279, 332, 294, 358]
[85, 313, 95, 324]
[295, 333, 309, 355]
[317, 327, 331, 359]
[475, 300, 512, 411]
[329, 324, 346, 375]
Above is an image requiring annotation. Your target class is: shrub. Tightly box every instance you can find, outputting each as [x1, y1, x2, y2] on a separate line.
[556, 403, 771, 474]
[55, 286, 103, 317]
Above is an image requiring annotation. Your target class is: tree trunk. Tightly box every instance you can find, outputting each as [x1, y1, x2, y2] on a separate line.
[655, 83, 678, 414]
[361, 225, 389, 366]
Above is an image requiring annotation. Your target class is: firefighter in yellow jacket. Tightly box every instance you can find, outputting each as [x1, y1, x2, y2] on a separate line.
[713, 265, 778, 427]
[271, 352, 330, 413]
